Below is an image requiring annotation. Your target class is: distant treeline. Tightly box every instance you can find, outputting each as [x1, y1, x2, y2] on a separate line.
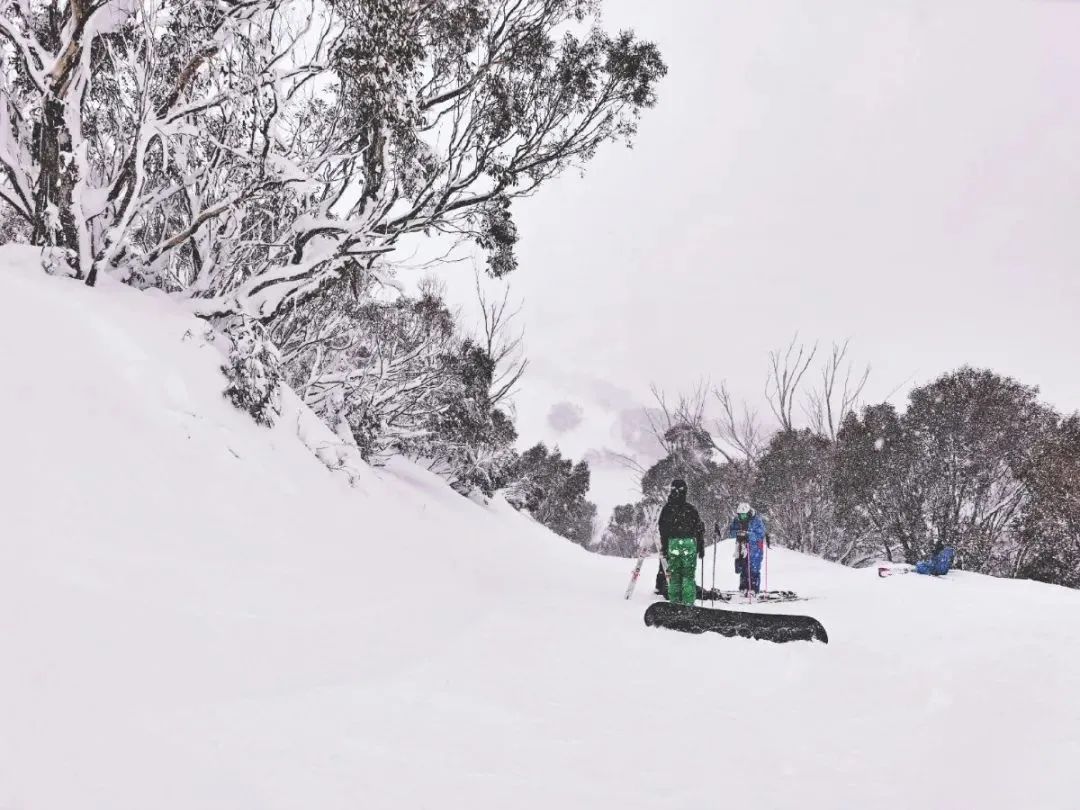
[597, 343, 1079, 590]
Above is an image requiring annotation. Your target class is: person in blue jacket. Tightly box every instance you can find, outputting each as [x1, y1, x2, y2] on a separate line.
[725, 502, 767, 593]
[915, 543, 956, 576]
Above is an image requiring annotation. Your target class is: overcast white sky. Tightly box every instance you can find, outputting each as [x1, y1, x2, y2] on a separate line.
[438, 1, 1080, 522]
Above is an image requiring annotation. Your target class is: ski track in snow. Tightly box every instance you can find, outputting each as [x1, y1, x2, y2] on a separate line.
[1, 245, 1079, 810]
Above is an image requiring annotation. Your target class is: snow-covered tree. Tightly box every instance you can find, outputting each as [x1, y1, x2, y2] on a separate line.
[1, 0, 665, 317]
[273, 277, 460, 457]
[833, 402, 923, 564]
[753, 429, 860, 564]
[270, 275, 518, 494]
[597, 500, 660, 557]
[1013, 415, 1080, 587]
[505, 443, 597, 544]
[831, 368, 1058, 574]
[900, 368, 1055, 573]
[409, 338, 519, 496]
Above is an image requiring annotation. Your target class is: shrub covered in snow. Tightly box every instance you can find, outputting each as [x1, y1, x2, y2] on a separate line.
[221, 318, 284, 428]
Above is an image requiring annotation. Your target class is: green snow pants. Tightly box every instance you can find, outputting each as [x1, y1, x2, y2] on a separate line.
[665, 537, 698, 605]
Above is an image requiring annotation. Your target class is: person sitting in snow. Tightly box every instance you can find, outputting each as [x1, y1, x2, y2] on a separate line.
[656, 479, 705, 604]
[914, 543, 956, 576]
[724, 502, 766, 594]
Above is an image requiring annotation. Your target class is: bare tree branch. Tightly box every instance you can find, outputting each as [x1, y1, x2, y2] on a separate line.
[473, 269, 528, 408]
[646, 380, 731, 473]
[804, 339, 871, 440]
[766, 335, 818, 432]
[713, 381, 763, 463]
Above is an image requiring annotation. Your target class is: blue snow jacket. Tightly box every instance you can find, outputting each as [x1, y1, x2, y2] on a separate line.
[730, 512, 767, 573]
[915, 546, 956, 576]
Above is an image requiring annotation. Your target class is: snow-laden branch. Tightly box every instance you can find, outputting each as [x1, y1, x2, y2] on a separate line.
[0, 4, 47, 93]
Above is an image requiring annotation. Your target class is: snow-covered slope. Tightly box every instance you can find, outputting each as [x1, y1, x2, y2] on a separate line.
[2, 246, 1078, 810]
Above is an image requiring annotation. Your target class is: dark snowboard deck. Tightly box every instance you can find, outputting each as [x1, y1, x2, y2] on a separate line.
[644, 601, 829, 644]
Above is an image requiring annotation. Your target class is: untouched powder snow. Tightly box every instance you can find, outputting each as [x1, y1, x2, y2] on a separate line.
[1, 245, 1079, 810]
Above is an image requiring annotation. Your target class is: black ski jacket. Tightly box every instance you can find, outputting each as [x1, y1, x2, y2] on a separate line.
[658, 491, 706, 558]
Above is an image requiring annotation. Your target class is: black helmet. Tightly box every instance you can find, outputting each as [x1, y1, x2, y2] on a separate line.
[669, 479, 688, 502]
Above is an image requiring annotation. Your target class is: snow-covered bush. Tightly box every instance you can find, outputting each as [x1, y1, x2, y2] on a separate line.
[0, 203, 28, 244]
[221, 318, 283, 427]
[273, 280, 460, 460]
[270, 279, 519, 495]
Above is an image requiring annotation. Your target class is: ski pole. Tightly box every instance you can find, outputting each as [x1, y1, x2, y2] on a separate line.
[710, 537, 717, 607]
[702, 541, 707, 606]
[695, 546, 704, 609]
[748, 542, 755, 603]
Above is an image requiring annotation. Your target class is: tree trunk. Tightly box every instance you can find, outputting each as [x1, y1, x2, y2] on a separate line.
[31, 94, 81, 277]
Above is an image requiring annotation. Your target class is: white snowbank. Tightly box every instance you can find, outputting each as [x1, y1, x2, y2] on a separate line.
[1, 245, 1078, 810]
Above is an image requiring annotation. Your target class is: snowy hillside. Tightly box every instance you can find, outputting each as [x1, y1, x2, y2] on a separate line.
[2, 246, 1079, 810]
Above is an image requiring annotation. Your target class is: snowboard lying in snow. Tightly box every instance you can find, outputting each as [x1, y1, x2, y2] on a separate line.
[644, 601, 829, 644]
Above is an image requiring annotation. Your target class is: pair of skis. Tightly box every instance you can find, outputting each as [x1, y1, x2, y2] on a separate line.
[624, 555, 648, 599]
[878, 564, 913, 577]
[623, 538, 669, 600]
[878, 564, 954, 581]
[625, 543, 787, 602]
[705, 589, 803, 604]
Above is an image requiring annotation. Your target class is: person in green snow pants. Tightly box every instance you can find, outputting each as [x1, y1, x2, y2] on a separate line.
[666, 537, 699, 605]
[656, 479, 706, 604]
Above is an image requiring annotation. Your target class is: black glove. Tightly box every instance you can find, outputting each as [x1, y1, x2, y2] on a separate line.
[698, 543, 705, 560]
[714, 521, 723, 537]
